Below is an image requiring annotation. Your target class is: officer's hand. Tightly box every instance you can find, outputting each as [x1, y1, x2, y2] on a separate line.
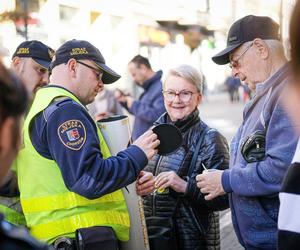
[136, 171, 155, 196]
[133, 130, 160, 160]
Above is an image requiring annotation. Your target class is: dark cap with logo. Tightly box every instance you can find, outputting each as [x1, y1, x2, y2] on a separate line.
[50, 39, 121, 84]
[212, 15, 280, 65]
[12, 40, 54, 69]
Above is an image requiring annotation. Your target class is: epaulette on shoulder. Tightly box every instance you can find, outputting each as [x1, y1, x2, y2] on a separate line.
[43, 97, 78, 121]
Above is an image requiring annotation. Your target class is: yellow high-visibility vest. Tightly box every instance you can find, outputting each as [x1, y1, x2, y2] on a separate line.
[17, 86, 129, 243]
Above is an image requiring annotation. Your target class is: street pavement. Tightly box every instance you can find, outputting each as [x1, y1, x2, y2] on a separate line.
[200, 92, 245, 250]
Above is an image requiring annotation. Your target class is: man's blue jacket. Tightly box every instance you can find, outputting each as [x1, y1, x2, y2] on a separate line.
[128, 70, 165, 140]
[221, 63, 298, 249]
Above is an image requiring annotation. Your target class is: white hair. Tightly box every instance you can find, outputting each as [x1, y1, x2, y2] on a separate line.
[264, 39, 285, 57]
[165, 64, 203, 94]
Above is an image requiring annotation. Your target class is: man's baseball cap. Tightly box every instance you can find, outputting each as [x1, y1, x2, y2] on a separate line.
[50, 39, 121, 84]
[12, 40, 54, 69]
[212, 15, 280, 65]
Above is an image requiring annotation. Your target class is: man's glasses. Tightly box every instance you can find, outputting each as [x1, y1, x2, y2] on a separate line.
[77, 61, 103, 81]
[229, 42, 253, 69]
[162, 90, 196, 102]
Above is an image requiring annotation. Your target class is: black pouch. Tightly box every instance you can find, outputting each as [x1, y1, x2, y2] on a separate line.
[75, 226, 119, 250]
[146, 216, 178, 250]
[241, 130, 266, 163]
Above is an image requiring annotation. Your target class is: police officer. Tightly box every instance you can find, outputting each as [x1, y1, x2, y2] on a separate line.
[16, 39, 159, 248]
[0, 62, 52, 249]
[11, 40, 54, 98]
[0, 40, 54, 227]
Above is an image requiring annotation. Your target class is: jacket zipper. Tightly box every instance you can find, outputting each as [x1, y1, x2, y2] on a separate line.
[152, 155, 163, 216]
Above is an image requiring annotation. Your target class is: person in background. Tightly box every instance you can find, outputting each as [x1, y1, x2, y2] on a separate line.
[136, 64, 229, 250]
[224, 76, 241, 102]
[115, 55, 165, 140]
[15, 39, 159, 248]
[0, 40, 54, 226]
[241, 84, 252, 102]
[197, 15, 297, 249]
[0, 61, 51, 250]
[87, 86, 124, 121]
[278, 1, 300, 248]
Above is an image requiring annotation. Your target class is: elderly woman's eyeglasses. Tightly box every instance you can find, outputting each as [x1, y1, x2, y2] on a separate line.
[162, 90, 196, 102]
[229, 42, 253, 69]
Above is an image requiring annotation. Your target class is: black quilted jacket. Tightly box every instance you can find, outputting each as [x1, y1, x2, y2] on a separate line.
[143, 110, 229, 250]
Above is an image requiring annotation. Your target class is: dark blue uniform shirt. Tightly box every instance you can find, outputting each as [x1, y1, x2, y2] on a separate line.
[30, 90, 147, 199]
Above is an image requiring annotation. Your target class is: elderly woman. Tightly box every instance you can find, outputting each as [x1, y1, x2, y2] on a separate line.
[136, 64, 229, 250]
[0, 62, 51, 249]
[278, 1, 300, 249]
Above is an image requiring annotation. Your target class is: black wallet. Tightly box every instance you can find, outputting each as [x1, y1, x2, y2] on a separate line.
[241, 130, 266, 163]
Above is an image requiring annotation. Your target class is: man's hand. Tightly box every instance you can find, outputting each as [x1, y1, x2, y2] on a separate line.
[114, 89, 131, 104]
[136, 171, 155, 196]
[196, 170, 226, 200]
[132, 130, 160, 160]
[155, 171, 187, 193]
[125, 96, 135, 109]
[94, 112, 109, 121]
[114, 89, 135, 108]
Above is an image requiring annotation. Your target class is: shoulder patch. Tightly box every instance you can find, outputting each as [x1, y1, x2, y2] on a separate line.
[57, 120, 86, 150]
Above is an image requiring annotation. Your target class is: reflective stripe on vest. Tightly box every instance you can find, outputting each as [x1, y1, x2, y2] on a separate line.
[17, 86, 129, 243]
[0, 203, 26, 225]
[0, 167, 26, 226]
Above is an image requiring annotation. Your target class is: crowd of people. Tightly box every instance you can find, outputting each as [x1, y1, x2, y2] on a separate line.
[0, 1, 300, 250]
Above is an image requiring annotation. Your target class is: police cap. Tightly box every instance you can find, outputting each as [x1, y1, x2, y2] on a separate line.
[12, 40, 54, 69]
[50, 39, 121, 84]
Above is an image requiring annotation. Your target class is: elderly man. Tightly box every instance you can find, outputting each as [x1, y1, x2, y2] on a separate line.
[196, 15, 297, 249]
[16, 39, 159, 249]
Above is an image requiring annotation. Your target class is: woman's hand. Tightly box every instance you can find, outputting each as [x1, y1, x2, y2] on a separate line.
[155, 171, 187, 193]
[136, 171, 155, 196]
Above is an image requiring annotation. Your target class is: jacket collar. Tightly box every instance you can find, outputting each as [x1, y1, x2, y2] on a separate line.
[142, 70, 162, 90]
[155, 109, 200, 133]
[243, 62, 290, 118]
[255, 62, 290, 96]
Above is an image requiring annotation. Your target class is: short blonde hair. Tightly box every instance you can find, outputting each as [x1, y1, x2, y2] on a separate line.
[165, 64, 203, 94]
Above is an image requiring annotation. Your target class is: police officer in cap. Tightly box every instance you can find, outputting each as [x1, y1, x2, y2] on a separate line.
[16, 39, 159, 248]
[0, 62, 52, 249]
[11, 40, 54, 98]
[0, 40, 54, 227]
